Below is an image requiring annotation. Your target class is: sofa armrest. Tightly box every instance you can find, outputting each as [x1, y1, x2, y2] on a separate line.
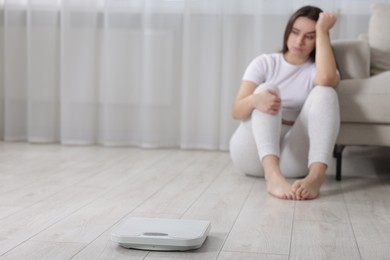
[332, 39, 370, 80]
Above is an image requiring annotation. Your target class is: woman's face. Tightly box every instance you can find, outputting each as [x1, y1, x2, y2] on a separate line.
[286, 16, 316, 60]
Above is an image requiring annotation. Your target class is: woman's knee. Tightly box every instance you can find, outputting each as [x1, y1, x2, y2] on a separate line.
[306, 86, 340, 116]
[310, 85, 338, 101]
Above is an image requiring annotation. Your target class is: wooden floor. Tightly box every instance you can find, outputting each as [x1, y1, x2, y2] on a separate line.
[0, 142, 389, 260]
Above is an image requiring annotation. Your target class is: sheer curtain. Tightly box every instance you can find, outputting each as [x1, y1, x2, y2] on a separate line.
[0, 0, 387, 150]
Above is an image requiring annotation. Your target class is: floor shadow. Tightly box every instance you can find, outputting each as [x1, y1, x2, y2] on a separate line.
[320, 176, 382, 198]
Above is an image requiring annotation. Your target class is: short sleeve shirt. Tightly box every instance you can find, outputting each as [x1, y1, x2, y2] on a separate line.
[242, 53, 316, 121]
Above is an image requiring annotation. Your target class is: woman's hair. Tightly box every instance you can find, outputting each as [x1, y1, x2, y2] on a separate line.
[282, 5, 323, 61]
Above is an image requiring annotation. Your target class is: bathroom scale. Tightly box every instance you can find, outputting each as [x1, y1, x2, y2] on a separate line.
[111, 217, 211, 251]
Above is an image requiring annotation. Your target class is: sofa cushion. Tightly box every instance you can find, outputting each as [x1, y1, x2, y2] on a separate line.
[338, 70, 390, 123]
[369, 3, 390, 75]
[332, 39, 370, 80]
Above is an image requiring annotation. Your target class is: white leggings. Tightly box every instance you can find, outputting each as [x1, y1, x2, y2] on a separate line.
[229, 85, 340, 178]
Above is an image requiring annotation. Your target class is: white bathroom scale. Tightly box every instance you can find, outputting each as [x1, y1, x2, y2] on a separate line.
[111, 217, 211, 251]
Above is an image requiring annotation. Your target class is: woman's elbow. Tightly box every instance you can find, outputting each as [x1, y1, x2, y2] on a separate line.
[231, 109, 242, 120]
[316, 75, 340, 88]
[231, 108, 249, 121]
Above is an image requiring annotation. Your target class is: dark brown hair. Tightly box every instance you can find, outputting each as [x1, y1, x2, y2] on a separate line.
[282, 5, 323, 61]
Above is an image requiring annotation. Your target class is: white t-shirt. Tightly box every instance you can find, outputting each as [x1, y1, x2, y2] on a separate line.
[243, 53, 316, 121]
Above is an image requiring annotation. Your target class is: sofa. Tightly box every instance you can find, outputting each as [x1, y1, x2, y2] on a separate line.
[332, 3, 390, 180]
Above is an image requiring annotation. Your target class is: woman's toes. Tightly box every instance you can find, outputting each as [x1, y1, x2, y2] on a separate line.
[301, 190, 310, 200]
[292, 182, 300, 192]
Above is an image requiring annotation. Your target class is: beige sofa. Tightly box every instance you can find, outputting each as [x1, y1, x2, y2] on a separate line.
[332, 3, 390, 180]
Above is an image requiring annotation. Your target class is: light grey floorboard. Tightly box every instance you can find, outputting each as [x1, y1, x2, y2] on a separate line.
[289, 220, 361, 260]
[28, 150, 193, 244]
[217, 251, 288, 260]
[0, 143, 390, 260]
[293, 179, 350, 224]
[144, 161, 255, 259]
[221, 180, 294, 255]
[0, 185, 105, 256]
[0, 145, 171, 256]
[0, 241, 86, 260]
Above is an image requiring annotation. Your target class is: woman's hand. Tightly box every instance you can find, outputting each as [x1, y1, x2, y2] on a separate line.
[316, 12, 337, 33]
[251, 89, 281, 115]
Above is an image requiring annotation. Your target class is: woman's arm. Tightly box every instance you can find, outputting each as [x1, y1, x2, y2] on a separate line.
[314, 12, 340, 87]
[231, 80, 281, 120]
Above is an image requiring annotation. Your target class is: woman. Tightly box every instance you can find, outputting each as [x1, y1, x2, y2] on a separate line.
[229, 6, 340, 200]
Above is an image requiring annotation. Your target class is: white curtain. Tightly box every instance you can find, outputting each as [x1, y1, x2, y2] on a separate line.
[0, 0, 387, 150]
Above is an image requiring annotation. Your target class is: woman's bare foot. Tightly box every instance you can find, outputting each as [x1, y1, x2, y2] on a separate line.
[292, 163, 327, 200]
[266, 172, 295, 200]
[262, 155, 295, 200]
